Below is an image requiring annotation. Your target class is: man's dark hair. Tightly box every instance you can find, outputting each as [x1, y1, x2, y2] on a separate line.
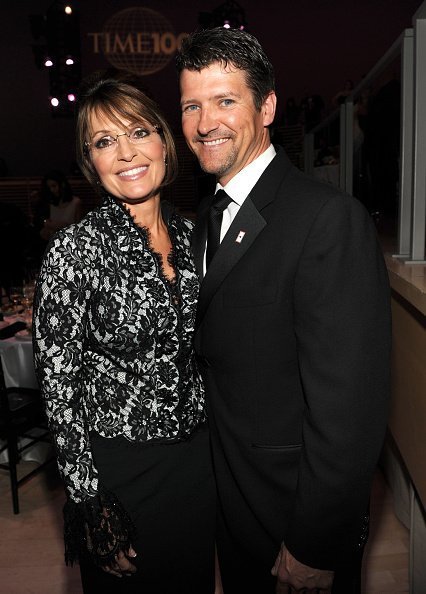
[176, 27, 275, 111]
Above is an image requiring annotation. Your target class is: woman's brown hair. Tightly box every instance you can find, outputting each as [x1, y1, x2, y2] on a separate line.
[76, 69, 178, 194]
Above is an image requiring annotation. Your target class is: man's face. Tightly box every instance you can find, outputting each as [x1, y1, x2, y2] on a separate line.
[180, 62, 276, 186]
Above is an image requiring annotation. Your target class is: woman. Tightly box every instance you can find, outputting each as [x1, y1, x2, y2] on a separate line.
[33, 71, 216, 594]
[33, 169, 82, 242]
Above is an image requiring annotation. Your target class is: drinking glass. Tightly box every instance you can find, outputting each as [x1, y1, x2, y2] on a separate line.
[9, 286, 23, 311]
[23, 280, 36, 307]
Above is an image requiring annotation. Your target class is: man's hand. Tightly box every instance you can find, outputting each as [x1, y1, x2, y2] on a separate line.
[102, 546, 137, 578]
[271, 543, 334, 593]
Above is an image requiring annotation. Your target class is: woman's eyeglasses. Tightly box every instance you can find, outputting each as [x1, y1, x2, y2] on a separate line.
[86, 125, 162, 153]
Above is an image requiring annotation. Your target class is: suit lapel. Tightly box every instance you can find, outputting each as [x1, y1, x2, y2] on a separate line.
[194, 148, 294, 328]
[195, 197, 266, 327]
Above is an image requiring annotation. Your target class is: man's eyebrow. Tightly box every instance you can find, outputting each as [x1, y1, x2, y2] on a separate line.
[180, 91, 241, 106]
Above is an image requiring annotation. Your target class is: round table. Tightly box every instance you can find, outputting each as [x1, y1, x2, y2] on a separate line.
[0, 320, 49, 463]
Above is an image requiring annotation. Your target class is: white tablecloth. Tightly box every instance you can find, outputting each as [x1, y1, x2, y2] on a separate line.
[0, 337, 38, 389]
[1, 328, 51, 464]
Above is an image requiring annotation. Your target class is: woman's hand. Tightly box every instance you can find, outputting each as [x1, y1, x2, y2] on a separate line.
[102, 546, 137, 578]
[82, 500, 137, 576]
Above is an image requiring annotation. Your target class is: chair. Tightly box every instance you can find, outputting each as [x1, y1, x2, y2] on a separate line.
[0, 356, 53, 514]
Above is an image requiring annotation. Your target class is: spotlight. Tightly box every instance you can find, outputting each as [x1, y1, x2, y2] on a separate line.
[199, 0, 247, 30]
[30, 3, 81, 117]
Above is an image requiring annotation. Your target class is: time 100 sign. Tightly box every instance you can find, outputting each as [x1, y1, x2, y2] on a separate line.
[87, 7, 188, 75]
[88, 31, 189, 56]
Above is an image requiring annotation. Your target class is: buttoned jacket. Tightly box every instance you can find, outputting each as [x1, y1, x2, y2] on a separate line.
[192, 147, 391, 570]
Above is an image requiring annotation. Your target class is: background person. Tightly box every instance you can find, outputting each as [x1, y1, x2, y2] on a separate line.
[32, 169, 82, 259]
[33, 71, 216, 594]
[332, 78, 355, 107]
[176, 27, 391, 594]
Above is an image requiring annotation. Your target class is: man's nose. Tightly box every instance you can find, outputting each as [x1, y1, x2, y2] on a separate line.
[197, 109, 219, 136]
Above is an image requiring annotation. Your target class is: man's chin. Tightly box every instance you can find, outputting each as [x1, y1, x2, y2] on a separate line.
[198, 159, 226, 178]
[200, 165, 218, 176]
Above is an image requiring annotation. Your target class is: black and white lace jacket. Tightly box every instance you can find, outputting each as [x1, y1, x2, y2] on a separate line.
[33, 195, 205, 565]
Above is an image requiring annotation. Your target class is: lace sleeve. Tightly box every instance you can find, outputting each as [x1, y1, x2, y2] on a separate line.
[63, 488, 137, 566]
[33, 225, 98, 503]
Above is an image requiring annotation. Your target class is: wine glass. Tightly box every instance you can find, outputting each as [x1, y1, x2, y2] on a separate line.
[23, 280, 35, 306]
[9, 285, 24, 312]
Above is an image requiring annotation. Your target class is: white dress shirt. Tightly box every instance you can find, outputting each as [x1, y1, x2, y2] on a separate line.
[203, 145, 276, 273]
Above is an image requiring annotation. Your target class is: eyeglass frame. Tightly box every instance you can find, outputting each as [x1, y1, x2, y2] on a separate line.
[84, 124, 163, 153]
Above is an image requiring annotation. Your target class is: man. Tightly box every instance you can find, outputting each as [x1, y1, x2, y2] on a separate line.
[176, 27, 391, 594]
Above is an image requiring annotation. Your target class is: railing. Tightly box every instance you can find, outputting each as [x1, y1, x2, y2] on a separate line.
[304, 0, 426, 264]
[410, 1, 426, 263]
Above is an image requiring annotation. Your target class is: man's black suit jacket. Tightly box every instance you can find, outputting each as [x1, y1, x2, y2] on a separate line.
[192, 147, 391, 572]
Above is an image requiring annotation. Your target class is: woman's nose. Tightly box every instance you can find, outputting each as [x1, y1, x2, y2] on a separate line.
[116, 135, 137, 160]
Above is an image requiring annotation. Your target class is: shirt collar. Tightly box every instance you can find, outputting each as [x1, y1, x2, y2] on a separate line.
[215, 144, 276, 206]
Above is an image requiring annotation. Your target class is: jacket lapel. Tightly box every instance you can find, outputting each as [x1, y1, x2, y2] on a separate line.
[195, 148, 293, 328]
[195, 197, 266, 327]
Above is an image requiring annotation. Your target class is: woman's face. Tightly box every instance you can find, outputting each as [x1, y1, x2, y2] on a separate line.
[46, 179, 60, 197]
[87, 110, 166, 203]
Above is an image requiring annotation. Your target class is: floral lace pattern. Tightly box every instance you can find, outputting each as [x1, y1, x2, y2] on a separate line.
[33, 195, 206, 506]
[63, 488, 136, 567]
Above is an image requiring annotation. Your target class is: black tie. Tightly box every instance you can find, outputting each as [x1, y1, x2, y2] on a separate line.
[206, 190, 232, 269]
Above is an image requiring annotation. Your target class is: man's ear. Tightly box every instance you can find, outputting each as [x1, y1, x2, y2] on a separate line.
[262, 91, 277, 127]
